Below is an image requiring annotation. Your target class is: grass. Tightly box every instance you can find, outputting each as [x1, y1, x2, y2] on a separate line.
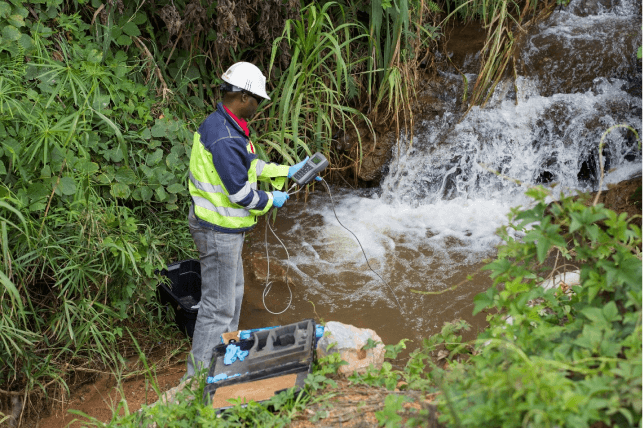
[0, 0, 596, 423]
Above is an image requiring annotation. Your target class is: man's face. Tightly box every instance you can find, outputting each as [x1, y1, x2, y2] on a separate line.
[239, 93, 261, 121]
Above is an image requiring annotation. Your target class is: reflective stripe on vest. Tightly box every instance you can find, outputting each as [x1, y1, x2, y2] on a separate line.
[189, 132, 265, 230]
[192, 195, 249, 218]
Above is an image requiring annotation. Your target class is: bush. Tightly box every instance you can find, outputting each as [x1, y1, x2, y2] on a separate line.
[431, 187, 642, 427]
[0, 1, 195, 397]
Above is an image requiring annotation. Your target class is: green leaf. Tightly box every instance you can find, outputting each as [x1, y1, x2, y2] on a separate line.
[139, 186, 153, 201]
[86, 48, 103, 63]
[0, 2, 11, 18]
[166, 183, 184, 194]
[121, 21, 141, 37]
[146, 149, 163, 166]
[12, 5, 28, 18]
[115, 167, 137, 185]
[154, 167, 173, 185]
[602, 301, 621, 323]
[141, 128, 151, 140]
[581, 307, 606, 325]
[17, 33, 32, 50]
[132, 12, 147, 25]
[473, 287, 496, 315]
[155, 186, 167, 201]
[535, 237, 551, 263]
[375, 394, 408, 428]
[74, 160, 99, 174]
[92, 108, 129, 168]
[151, 121, 167, 138]
[166, 152, 180, 169]
[6, 14, 25, 28]
[2, 25, 21, 41]
[116, 34, 132, 46]
[111, 183, 131, 198]
[619, 408, 634, 425]
[57, 177, 77, 196]
[139, 164, 154, 178]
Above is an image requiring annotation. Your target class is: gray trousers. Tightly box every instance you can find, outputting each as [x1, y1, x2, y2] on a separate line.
[186, 206, 245, 377]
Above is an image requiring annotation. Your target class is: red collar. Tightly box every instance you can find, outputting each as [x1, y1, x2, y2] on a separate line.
[223, 105, 250, 137]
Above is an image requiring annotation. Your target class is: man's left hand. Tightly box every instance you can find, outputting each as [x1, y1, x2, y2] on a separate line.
[288, 156, 309, 178]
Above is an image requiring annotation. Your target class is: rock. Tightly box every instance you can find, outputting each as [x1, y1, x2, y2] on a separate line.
[566, 0, 614, 17]
[505, 270, 582, 325]
[9, 395, 22, 428]
[540, 270, 581, 292]
[515, 13, 640, 96]
[316, 321, 386, 376]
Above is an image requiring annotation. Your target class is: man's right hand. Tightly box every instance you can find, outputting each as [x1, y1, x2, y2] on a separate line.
[272, 191, 289, 207]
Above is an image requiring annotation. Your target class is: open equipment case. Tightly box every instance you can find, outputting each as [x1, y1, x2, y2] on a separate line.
[203, 319, 316, 412]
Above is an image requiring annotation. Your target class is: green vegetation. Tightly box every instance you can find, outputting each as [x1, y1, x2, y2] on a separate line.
[0, 0, 198, 409]
[348, 188, 641, 427]
[68, 187, 641, 427]
[2, 0, 635, 426]
[0, 0, 444, 407]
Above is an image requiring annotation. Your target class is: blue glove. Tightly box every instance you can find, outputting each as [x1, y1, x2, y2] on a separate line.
[272, 191, 289, 207]
[315, 325, 325, 339]
[224, 344, 240, 365]
[237, 349, 249, 362]
[288, 156, 309, 178]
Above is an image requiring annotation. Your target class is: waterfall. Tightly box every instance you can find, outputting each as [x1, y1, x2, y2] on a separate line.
[250, 0, 641, 345]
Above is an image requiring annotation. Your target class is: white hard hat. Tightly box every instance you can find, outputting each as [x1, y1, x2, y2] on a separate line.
[221, 62, 270, 100]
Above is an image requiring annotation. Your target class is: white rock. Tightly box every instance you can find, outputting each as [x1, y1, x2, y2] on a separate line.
[316, 321, 386, 376]
[540, 270, 581, 291]
[505, 270, 582, 326]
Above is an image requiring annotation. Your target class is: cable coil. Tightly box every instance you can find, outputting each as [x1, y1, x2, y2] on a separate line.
[261, 178, 404, 315]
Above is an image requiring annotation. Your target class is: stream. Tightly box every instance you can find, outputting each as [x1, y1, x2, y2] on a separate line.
[241, 0, 642, 350]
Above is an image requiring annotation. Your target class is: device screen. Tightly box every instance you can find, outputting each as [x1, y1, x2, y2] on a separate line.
[312, 157, 321, 164]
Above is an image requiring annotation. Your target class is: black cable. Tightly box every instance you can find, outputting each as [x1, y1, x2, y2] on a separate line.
[319, 178, 405, 315]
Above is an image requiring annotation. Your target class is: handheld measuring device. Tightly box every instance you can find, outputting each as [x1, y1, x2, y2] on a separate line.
[291, 152, 329, 186]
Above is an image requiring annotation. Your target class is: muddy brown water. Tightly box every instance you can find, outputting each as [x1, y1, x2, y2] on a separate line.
[238, 199, 493, 359]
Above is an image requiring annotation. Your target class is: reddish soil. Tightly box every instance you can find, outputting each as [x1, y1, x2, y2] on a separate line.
[15, 354, 187, 428]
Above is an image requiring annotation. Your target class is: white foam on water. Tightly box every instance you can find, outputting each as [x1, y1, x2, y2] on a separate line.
[256, 0, 640, 342]
[603, 163, 642, 186]
[383, 78, 640, 208]
[271, 74, 640, 315]
[272, 189, 518, 313]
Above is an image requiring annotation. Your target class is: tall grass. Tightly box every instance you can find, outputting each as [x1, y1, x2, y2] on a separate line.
[257, 2, 373, 166]
[444, 0, 556, 109]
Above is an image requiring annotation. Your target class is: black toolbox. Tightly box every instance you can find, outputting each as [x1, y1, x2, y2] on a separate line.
[203, 319, 315, 411]
[156, 259, 201, 338]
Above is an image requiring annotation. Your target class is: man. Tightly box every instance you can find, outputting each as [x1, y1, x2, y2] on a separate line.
[185, 62, 308, 378]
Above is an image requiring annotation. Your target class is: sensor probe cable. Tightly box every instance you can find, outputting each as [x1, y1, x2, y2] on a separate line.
[319, 178, 404, 314]
[262, 212, 293, 315]
[261, 178, 404, 315]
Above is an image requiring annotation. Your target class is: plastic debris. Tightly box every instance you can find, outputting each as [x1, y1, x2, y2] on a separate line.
[206, 373, 241, 384]
[239, 325, 280, 341]
[223, 344, 249, 365]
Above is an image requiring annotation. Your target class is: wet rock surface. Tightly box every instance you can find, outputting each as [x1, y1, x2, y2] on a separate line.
[316, 321, 386, 376]
[515, 11, 641, 97]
